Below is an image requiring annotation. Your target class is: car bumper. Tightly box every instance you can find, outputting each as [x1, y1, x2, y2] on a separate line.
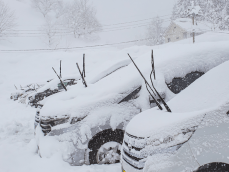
[121, 157, 143, 172]
[35, 125, 87, 166]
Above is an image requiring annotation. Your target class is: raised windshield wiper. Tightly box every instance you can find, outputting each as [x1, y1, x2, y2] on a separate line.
[127, 52, 172, 112]
[150, 50, 172, 112]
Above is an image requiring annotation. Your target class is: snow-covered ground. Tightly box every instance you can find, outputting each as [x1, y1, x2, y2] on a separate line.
[1, 32, 229, 172]
[0, 49, 127, 172]
[1, 0, 229, 171]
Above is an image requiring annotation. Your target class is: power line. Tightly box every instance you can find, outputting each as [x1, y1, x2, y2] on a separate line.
[1, 31, 228, 53]
[3, 15, 173, 34]
[2, 18, 172, 37]
[0, 37, 155, 52]
[102, 14, 172, 27]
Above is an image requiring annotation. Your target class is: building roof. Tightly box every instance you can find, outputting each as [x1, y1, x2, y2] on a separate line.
[173, 18, 212, 33]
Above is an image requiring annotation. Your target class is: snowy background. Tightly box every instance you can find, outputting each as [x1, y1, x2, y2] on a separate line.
[0, 1, 174, 171]
[0, 0, 229, 172]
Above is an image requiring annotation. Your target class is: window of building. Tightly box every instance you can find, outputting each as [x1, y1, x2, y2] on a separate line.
[183, 32, 187, 38]
[168, 38, 171, 42]
[176, 37, 179, 39]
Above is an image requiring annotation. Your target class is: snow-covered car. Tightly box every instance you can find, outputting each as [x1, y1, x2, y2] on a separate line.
[10, 83, 44, 104]
[28, 78, 78, 108]
[34, 35, 229, 166]
[11, 77, 78, 108]
[121, 60, 229, 172]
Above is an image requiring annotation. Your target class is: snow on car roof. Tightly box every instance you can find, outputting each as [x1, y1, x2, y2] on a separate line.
[126, 60, 229, 137]
[168, 60, 229, 113]
[40, 33, 229, 118]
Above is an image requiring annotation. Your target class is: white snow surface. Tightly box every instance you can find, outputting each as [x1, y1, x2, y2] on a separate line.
[126, 60, 229, 137]
[126, 110, 204, 138]
[0, 49, 127, 172]
[1, 32, 229, 171]
[40, 32, 229, 119]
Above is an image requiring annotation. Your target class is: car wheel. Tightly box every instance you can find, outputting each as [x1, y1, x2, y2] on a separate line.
[88, 129, 124, 164]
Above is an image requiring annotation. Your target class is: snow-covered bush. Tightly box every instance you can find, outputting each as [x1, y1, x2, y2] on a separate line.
[63, 0, 102, 39]
[145, 16, 164, 46]
[0, 0, 16, 38]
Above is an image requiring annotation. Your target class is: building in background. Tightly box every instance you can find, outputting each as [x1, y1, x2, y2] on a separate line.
[165, 18, 212, 43]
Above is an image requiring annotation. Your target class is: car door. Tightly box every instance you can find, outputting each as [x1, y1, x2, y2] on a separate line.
[189, 102, 229, 170]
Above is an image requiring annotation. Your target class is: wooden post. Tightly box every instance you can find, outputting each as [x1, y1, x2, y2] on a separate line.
[83, 54, 85, 77]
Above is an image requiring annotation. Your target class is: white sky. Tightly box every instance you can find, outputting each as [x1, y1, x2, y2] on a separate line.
[94, 0, 175, 43]
[2, 0, 175, 49]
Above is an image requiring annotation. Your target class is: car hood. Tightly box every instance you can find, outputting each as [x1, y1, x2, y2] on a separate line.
[126, 109, 205, 138]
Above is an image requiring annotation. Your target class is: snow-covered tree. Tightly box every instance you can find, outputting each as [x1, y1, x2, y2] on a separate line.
[172, 0, 203, 20]
[172, 0, 229, 30]
[220, 1, 229, 30]
[145, 16, 164, 46]
[52, 0, 66, 19]
[40, 17, 60, 47]
[63, 0, 102, 38]
[0, 0, 16, 38]
[31, 0, 59, 17]
[171, 0, 192, 20]
[186, 1, 203, 17]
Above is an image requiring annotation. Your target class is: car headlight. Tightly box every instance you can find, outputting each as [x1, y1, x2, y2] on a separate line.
[52, 118, 69, 126]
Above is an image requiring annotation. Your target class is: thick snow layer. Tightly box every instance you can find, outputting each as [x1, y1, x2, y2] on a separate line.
[40, 33, 229, 119]
[0, 49, 126, 172]
[168, 60, 229, 113]
[126, 60, 229, 137]
[1, 31, 229, 171]
[126, 110, 204, 138]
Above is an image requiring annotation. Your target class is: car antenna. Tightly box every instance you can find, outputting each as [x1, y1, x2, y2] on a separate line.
[52, 67, 67, 91]
[127, 53, 163, 111]
[76, 63, 87, 87]
[150, 50, 172, 112]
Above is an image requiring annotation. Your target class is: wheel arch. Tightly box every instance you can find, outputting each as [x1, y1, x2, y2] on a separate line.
[88, 128, 125, 150]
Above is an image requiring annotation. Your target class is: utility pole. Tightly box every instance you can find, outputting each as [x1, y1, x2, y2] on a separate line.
[192, 15, 195, 44]
[60, 60, 62, 78]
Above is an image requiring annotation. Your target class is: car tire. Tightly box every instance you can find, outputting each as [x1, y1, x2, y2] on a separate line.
[88, 129, 124, 164]
[195, 162, 229, 172]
